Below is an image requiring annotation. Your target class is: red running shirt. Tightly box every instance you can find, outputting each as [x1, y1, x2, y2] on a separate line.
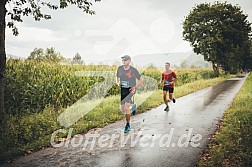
[162, 70, 177, 88]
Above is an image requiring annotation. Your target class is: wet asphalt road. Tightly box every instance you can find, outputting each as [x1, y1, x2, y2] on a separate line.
[4, 75, 247, 167]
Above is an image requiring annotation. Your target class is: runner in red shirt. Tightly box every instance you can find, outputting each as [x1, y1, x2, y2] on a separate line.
[159, 62, 177, 111]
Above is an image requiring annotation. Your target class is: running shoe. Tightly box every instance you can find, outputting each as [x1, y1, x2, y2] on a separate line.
[164, 106, 170, 111]
[124, 124, 131, 133]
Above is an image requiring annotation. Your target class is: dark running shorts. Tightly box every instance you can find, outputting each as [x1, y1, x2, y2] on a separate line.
[163, 86, 174, 93]
[121, 88, 134, 104]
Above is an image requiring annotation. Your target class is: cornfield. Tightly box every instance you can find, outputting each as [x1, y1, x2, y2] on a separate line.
[5, 59, 214, 115]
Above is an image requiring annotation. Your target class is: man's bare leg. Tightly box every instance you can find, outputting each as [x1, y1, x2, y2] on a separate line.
[163, 91, 169, 111]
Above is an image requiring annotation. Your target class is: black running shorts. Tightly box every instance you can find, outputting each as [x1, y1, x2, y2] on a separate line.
[121, 88, 134, 104]
[163, 86, 174, 93]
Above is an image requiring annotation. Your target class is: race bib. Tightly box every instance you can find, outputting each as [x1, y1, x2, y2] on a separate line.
[121, 81, 130, 88]
[164, 80, 170, 86]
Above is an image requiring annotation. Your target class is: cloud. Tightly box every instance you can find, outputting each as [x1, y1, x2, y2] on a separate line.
[5, 0, 252, 61]
[149, 17, 176, 43]
[6, 25, 66, 42]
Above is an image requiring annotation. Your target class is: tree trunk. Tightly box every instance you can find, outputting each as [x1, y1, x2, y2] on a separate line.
[212, 63, 220, 77]
[0, 0, 7, 121]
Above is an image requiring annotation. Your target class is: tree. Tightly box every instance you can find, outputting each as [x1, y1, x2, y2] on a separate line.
[182, 2, 251, 76]
[44, 47, 64, 62]
[0, 0, 100, 121]
[180, 60, 187, 68]
[27, 48, 44, 61]
[241, 40, 252, 70]
[190, 64, 197, 68]
[72, 53, 84, 64]
[27, 47, 65, 62]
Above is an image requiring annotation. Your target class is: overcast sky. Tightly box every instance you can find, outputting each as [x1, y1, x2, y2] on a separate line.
[5, 0, 252, 63]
